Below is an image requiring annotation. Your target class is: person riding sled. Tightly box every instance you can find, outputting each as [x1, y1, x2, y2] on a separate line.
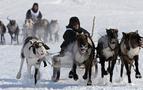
[26, 3, 42, 23]
[60, 16, 95, 56]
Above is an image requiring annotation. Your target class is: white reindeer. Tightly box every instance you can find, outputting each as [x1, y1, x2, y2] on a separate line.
[16, 36, 50, 84]
[22, 19, 34, 41]
[34, 19, 49, 42]
[47, 20, 59, 42]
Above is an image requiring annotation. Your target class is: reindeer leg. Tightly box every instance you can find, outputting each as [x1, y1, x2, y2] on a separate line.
[16, 57, 25, 79]
[0, 34, 2, 44]
[69, 69, 73, 78]
[55, 33, 59, 42]
[83, 63, 88, 80]
[2, 34, 5, 45]
[100, 58, 108, 78]
[10, 34, 13, 44]
[134, 55, 142, 78]
[16, 34, 19, 44]
[120, 63, 124, 78]
[69, 63, 78, 80]
[34, 64, 40, 85]
[1, 34, 4, 44]
[72, 63, 78, 81]
[34, 68, 38, 85]
[49, 33, 53, 41]
[109, 59, 116, 83]
[27, 64, 32, 79]
[87, 60, 93, 85]
[107, 61, 111, 73]
[125, 63, 131, 83]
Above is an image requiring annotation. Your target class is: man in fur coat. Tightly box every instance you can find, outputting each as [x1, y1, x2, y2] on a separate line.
[60, 16, 95, 56]
[26, 3, 42, 23]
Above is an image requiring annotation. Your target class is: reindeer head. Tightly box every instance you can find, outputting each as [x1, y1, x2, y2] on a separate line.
[25, 19, 34, 29]
[29, 40, 50, 57]
[76, 33, 89, 54]
[50, 20, 58, 27]
[122, 30, 143, 48]
[106, 28, 118, 50]
[9, 20, 16, 25]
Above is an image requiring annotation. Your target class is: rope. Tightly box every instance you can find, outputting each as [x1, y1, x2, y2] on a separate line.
[45, 52, 60, 67]
[46, 60, 53, 67]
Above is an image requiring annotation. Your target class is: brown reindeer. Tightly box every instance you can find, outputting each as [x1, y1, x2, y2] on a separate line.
[120, 30, 143, 83]
[0, 20, 6, 44]
[52, 33, 95, 85]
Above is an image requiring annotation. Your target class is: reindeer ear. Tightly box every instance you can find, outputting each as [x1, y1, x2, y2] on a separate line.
[135, 30, 138, 34]
[122, 32, 127, 37]
[42, 43, 50, 50]
[106, 29, 110, 35]
[106, 28, 109, 30]
[106, 28, 109, 32]
[115, 29, 118, 33]
[29, 40, 34, 44]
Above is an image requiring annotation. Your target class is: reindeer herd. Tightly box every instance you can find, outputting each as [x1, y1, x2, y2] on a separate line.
[51, 29, 143, 86]
[0, 17, 143, 86]
[0, 18, 60, 45]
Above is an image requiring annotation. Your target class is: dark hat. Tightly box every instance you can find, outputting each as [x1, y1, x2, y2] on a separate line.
[33, 3, 38, 7]
[32, 3, 39, 13]
[68, 16, 80, 28]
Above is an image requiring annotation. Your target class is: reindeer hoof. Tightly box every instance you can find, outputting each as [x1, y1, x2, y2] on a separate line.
[136, 74, 142, 78]
[69, 71, 73, 78]
[103, 70, 108, 75]
[83, 75, 87, 80]
[35, 80, 37, 85]
[16, 72, 21, 79]
[52, 76, 59, 82]
[73, 74, 78, 81]
[87, 81, 92, 86]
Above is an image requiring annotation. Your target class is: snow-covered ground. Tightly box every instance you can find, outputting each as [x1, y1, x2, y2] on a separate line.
[1, 0, 143, 90]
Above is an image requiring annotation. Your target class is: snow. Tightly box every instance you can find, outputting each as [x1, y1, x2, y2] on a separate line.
[0, 0, 143, 90]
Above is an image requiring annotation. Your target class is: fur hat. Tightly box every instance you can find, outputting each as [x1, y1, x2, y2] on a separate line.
[33, 3, 38, 7]
[67, 16, 80, 28]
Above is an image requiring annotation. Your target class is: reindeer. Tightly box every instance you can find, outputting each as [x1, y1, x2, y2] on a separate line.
[33, 19, 49, 42]
[52, 34, 95, 85]
[7, 19, 20, 44]
[47, 20, 59, 42]
[96, 28, 119, 82]
[0, 20, 6, 44]
[16, 36, 50, 84]
[22, 19, 34, 41]
[120, 31, 143, 83]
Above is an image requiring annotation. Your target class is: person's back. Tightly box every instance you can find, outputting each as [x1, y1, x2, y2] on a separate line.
[26, 3, 42, 23]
